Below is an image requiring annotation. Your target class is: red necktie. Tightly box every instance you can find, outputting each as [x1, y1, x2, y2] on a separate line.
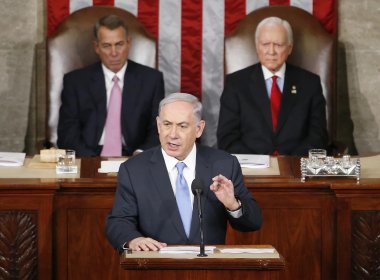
[270, 75, 282, 131]
[101, 76, 122, 156]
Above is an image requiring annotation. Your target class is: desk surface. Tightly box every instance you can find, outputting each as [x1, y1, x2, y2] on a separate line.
[121, 245, 285, 271]
[1, 155, 380, 188]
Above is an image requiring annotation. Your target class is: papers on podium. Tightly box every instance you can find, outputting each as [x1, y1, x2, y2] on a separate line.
[218, 248, 275, 254]
[233, 154, 270, 169]
[160, 246, 216, 254]
[0, 152, 26, 167]
[98, 158, 128, 173]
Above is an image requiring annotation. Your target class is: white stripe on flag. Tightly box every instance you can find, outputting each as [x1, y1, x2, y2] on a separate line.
[291, 0, 313, 14]
[246, 0, 269, 14]
[201, 0, 225, 147]
[69, 0, 91, 14]
[115, 0, 138, 16]
[159, 0, 182, 95]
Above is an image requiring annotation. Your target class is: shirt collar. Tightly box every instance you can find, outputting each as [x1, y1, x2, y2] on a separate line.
[161, 144, 197, 172]
[101, 61, 128, 83]
[261, 63, 286, 80]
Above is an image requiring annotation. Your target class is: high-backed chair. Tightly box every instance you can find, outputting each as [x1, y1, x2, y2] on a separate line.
[47, 6, 156, 146]
[225, 6, 341, 154]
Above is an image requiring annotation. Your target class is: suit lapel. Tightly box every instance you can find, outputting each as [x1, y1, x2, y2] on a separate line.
[89, 63, 107, 142]
[277, 65, 298, 132]
[249, 65, 272, 129]
[149, 148, 187, 238]
[121, 60, 142, 142]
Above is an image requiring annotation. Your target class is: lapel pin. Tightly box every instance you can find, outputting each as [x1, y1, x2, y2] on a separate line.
[291, 85, 297, 95]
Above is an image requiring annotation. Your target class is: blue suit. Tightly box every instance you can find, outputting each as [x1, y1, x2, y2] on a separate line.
[105, 145, 262, 251]
[57, 60, 164, 156]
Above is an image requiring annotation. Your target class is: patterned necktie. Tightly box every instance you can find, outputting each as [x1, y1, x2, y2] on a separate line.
[270, 75, 282, 131]
[101, 76, 122, 156]
[175, 162, 192, 237]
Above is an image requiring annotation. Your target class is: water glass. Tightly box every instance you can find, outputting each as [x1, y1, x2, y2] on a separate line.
[308, 149, 327, 160]
[56, 149, 77, 174]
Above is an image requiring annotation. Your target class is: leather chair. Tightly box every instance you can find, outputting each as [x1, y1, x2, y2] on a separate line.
[46, 6, 156, 146]
[225, 6, 344, 155]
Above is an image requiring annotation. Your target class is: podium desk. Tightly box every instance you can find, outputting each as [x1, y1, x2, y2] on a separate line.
[1, 155, 380, 279]
[120, 245, 285, 280]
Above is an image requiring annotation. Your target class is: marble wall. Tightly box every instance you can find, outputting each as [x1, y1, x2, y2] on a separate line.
[0, 1, 378, 155]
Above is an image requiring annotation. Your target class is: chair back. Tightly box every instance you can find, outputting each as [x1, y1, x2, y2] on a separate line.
[47, 6, 156, 145]
[225, 5, 336, 138]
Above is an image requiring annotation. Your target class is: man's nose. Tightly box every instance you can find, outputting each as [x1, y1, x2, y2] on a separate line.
[110, 46, 118, 56]
[169, 125, 178, 137]
[268, 43, 275, 54]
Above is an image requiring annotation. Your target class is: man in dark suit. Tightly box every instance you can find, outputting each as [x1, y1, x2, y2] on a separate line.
[217, 17, 328, 156]
[57, 15, 164, 157]
[106, 93, 262, 252]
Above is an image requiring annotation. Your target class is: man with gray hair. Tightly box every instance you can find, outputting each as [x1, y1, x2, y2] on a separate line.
[217, 16, 328, 156]
[106, 92, 262, 252]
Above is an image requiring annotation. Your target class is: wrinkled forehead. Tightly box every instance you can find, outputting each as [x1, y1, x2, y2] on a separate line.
[257, 24, 290, 44]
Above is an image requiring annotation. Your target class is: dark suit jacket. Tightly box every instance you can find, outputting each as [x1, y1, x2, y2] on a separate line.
[217, 63, 328, 156]
[57, 60, 165, 156]
[105, 145, 262, 251]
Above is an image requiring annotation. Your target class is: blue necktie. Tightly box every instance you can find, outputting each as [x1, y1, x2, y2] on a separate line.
[175, 162, 192, 237]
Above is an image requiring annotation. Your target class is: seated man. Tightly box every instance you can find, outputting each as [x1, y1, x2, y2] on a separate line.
[105, 93, 262, 252]
[57, 14, 164, 157]
[217, 17, 328, 156]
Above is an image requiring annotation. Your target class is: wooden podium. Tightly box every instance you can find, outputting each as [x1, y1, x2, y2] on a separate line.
[119, 245, 285, 280]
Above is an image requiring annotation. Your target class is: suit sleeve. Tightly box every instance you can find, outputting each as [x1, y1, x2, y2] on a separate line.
[227, 156, 262, 231]
[105, 163, 143, 251]
[217, 74, 251, 153]
[57, 74, 98, 156]
[137, 71, 165, 151]
[291, 76, 328, 155]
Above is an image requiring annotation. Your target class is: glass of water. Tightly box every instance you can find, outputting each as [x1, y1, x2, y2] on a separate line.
[56, 149, 77, 174]
[308, 149, 327, 169]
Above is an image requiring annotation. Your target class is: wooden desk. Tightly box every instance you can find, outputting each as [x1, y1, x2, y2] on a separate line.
[120, 245, 284, 280]
[1, 156, 380, 279]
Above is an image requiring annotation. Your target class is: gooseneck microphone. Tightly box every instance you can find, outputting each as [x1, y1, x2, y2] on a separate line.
[191, 178, 207, 257]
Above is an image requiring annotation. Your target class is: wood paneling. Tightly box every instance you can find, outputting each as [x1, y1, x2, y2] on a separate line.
[1, 156, 380, 279]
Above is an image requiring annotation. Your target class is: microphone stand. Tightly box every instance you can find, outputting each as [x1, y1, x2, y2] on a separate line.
[195, 189, 207, 257]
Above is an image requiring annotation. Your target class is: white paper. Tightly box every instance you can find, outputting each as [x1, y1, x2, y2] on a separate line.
[159, 246, 216, 254]
[218, 248, 275, 254]
[0, 152, 26, 167]
[233, 154, 270, 169]
[98, 160, 125, 173]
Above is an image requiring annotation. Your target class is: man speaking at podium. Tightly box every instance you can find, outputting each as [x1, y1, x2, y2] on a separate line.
[106, 93, 262, 252]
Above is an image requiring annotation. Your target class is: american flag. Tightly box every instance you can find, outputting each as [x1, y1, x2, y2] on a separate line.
[47, 0, 336, 147]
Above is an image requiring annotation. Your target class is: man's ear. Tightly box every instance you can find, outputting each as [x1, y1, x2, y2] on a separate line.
[93, 40, 100, 55]
[156, 116, 161, 134]
[196, 120, 206, 138]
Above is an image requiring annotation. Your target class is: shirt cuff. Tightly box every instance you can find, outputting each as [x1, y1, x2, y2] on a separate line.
[226, 199, 242, 218]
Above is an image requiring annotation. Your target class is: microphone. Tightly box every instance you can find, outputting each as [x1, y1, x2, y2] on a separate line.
[191, 178, 207, 257]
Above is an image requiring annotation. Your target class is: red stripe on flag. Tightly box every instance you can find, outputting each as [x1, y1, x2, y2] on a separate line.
[93, 0, 115, 5]
[137, 0, 159, 39]
[269, 0, 290, 5]
[181, 0, 203, 99]
[224, 0, 245, 36]
[313, 0, 337, 34]
[47, 0, 70, 36]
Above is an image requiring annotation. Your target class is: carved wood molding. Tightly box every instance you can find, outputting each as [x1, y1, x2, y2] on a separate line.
[352, 211, 380, 279]
[0, 210, 38, 279]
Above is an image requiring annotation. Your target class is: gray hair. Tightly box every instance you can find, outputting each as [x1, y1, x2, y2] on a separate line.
[158, 93, 203, 122]
[94, 14, 129, 40]
[255, 17, 293, 46]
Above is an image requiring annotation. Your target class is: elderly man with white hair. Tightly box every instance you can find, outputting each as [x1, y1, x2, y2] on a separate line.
[217, 16, 328, 156]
